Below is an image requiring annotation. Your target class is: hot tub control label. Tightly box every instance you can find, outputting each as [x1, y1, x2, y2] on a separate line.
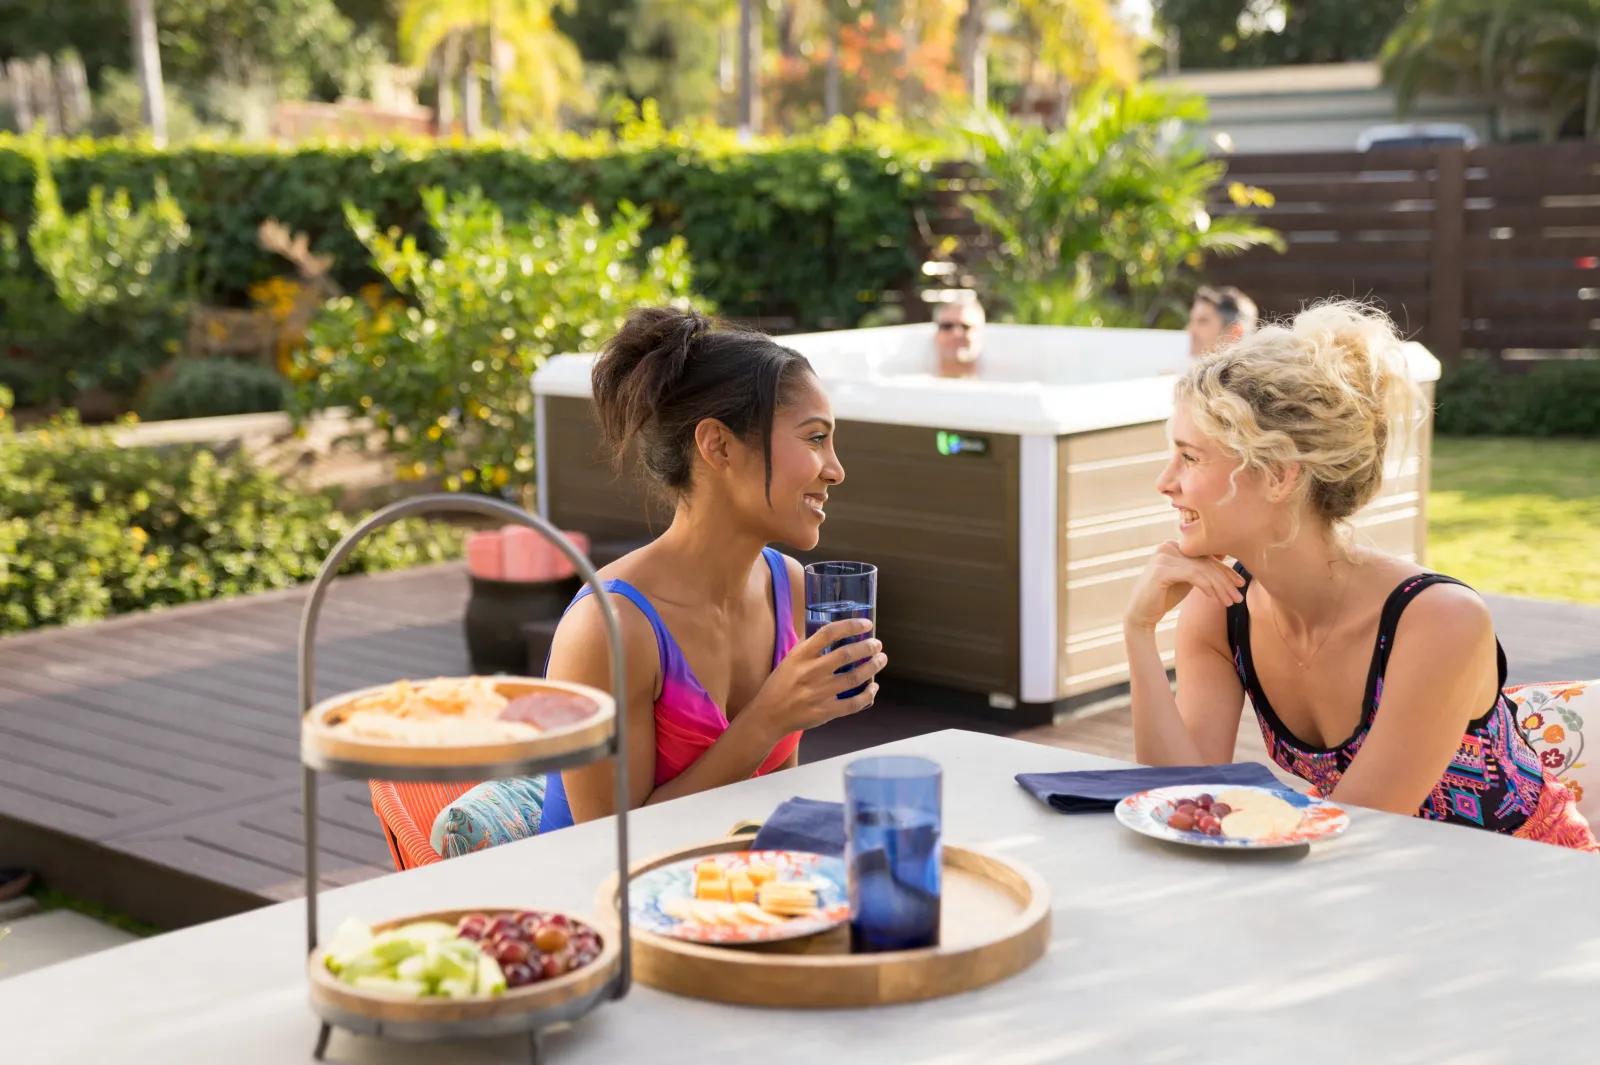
[935, 430, 990, 457]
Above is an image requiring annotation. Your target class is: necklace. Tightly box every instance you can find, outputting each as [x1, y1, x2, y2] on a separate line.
[1266, 570, 1352, 669]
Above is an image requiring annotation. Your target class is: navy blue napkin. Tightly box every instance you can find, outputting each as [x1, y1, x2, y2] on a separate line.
[1015, 763, 1281, 813]
[750, 796, 846, 857]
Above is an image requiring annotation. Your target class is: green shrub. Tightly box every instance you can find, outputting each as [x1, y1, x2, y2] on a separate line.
[959, 83, 1281, 328]
[294, 188, 697, 498]
[139, 359, 290, 422]
[0, 400, 460, 635]
[0, 157, 190, 407]
[1435, 359, 1600, 437]
[0, 113, 941, 330]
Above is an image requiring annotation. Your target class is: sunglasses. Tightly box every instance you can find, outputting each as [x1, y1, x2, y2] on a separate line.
[937, 321, 974, 333]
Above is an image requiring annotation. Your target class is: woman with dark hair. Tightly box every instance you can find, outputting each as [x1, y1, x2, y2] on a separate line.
[536, 307, 887, 830]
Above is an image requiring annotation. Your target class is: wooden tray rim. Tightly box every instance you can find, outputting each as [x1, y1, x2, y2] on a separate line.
[306, 907, 619, 1024]
[301, 675, 615, 768]
[594, 836, 1051, 1006]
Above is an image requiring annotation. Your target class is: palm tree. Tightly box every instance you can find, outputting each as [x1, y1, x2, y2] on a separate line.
[1382, 0, 1600, 140]
[399, 0, 584, 133]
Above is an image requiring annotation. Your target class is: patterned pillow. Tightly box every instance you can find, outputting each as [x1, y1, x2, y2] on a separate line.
[1507, 681, 1598, 828]
[431, 776, 547, 859]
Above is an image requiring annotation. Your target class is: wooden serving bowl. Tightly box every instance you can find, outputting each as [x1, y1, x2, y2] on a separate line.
[307, 908, 619, 1026]
[300, 676, 614, 769]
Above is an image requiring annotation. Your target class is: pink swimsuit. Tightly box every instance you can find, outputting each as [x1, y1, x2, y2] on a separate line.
[539, 547, 800, 830]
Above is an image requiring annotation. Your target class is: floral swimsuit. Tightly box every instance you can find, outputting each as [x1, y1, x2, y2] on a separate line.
[1227, 568, 1596, 851]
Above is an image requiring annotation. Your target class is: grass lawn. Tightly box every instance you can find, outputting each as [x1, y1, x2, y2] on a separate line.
[1428, 437, 1600, 605]
[27, 886, 160, 938]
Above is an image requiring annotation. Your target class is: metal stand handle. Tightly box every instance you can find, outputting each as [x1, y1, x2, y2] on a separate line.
[297, 492, 632, 1002]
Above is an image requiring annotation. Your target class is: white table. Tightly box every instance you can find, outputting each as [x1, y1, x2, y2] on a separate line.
[5, 730, 1597, 1065]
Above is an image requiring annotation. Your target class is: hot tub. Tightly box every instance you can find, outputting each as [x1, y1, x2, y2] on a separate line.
[532, 324, 1438, 724]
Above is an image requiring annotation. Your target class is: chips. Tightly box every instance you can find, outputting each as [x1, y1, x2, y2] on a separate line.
[340, 677, 509, 721]
[322, 677, 538, 746]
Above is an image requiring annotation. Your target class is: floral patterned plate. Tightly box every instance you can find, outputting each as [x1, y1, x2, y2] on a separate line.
[628, 850, 850, 945]
[1115, 784, 1350, 850]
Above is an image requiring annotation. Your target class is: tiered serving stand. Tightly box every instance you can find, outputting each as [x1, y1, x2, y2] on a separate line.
[295, 494, 631, 1063]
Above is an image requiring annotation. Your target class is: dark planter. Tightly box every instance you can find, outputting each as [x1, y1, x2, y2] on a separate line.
[463, 574, 580, 675]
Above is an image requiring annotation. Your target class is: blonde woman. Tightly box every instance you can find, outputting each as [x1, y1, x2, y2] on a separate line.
[1126, 301, 1596, 850]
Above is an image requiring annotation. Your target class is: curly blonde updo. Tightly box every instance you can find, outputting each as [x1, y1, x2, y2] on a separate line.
[1174, 299, 1426, 527]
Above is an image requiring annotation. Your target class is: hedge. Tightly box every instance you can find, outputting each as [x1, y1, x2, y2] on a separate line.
[0, 397, 461, 635]
[1435, 359, 1600, 437]
[0, 119, 944, 331]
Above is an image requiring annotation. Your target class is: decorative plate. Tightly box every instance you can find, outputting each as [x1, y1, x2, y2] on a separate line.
[1114, 784, 1350, 850]
[628, 850, 850, 945]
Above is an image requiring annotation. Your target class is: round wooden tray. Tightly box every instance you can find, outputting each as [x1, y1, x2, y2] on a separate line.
[594, 836, 1051, 1009]
[307, 908, 621, 1040]
[301, 676, 615, 777]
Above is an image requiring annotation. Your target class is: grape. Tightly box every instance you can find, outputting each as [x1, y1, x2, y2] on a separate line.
[1168, 808, 1197, 831]
[456, 914, 488, 940]
[512, 910, 542, 928]
[1175, 799, 1197, 812]
[545, 914, 572, 930]
[486, 914, 519, 940]
[535, 926, 570, 954]
[540, 955, 565, 981]
[493, 938, 531, 966]
[1210, 802, 1232, 818]
[1195, 794, 1214, 810]
[502, 962, 535, 989]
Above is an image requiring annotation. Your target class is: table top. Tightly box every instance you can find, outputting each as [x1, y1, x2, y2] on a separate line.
[4, 730, 1595, 1065]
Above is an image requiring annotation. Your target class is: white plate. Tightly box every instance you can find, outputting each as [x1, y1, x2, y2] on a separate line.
[1115, 784, 1350, 850]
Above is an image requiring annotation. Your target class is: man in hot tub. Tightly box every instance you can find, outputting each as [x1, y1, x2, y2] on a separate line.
[1187, 285, 1257, 357]
[934, 294, 986, 379]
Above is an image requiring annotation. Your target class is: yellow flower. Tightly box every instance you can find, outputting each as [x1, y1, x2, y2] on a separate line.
[129, 527, 149, 547]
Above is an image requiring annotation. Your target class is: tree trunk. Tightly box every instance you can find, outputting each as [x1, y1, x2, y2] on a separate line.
[462, 36, 483, 138]
[778, 4, 798, 59]
[825, 14, 841, 120]
[899, 11, 917, 117]
[737, 0, 762, 135]
[436, 35, 459, 135]
[486, 0, 502, 130]
[128, 0, 167, 146]
[958, 0, 988, 112]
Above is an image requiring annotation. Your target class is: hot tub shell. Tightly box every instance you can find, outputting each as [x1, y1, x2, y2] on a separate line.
[532, 324, 1438, 723]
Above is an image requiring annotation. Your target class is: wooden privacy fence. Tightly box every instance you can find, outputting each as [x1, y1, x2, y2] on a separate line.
[916, 142, 1600, 358]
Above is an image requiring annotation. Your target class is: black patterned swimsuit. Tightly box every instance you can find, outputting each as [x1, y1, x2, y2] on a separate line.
[1227, 567, 1548, 833]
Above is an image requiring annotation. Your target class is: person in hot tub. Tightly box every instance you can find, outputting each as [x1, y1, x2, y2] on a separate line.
[934, 295, 986, 379]
[1187, 285, 1257, 358]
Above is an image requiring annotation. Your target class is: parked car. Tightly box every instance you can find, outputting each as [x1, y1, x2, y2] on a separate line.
[1356, 123, 1480, 151]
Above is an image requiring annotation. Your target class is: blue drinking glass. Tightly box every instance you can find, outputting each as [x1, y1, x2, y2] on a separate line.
[803, 561, 877, 700]
[844, 755, 942, 953]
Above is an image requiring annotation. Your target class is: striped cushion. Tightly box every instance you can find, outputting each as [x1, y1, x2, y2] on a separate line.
[369, 780, 477, 871]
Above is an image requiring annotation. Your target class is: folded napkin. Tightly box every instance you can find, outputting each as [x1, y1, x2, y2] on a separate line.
[749, 797, 846, 857]
[1015, 763, 1282, 813]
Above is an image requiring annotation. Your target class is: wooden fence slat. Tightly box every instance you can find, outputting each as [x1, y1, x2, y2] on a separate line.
[1212, 179, 1436, 204]
[1219, 149, 1437, 174]
[1466, 206, 1600, 232]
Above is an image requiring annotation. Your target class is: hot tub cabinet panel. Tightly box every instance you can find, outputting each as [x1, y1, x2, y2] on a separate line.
[534, 325, 1439, 724]
[540, 396, 1025, 695]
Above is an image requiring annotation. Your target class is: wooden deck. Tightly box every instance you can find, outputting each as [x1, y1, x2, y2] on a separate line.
[2, 565, 1596, 931]
[0, 565, 472, 929]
